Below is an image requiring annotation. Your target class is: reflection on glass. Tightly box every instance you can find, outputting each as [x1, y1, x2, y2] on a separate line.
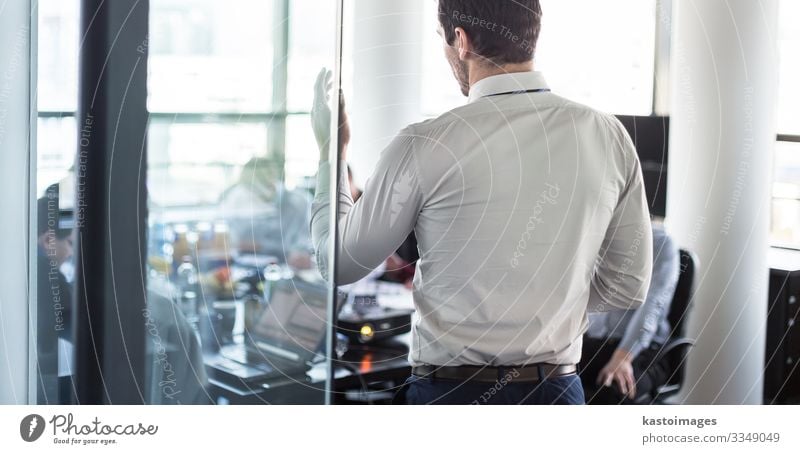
[34, 185, 75, 404]
[145, 0, 338, 404]
[33, 0, 339, 405]
[34, 0, 80, 405]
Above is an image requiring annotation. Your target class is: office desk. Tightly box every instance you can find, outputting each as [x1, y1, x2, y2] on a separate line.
[205, 333, 412, 404]
[204, 281, 415, 404]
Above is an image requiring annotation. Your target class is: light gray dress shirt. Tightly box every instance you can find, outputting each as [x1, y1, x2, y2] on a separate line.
[586, 225, 679, 358]
[312, 71, 653, 367]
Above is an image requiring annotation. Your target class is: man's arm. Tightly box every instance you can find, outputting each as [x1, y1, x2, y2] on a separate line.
[311, 131, 423, 284]
[309, 69, 424, 284]
[587, 118, 653, 313]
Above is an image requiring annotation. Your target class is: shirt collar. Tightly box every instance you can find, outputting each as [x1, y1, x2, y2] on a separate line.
[467, 71, 549, 104]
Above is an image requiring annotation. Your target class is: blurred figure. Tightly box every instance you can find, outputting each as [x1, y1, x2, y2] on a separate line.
[580, 223, 680, 404]
[218, 157, 313, 269]
[36, 186, 74, 402]
[143, 277, 211, 405]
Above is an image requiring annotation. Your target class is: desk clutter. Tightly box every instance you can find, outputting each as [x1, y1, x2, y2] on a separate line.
[338, 281, 414, 344]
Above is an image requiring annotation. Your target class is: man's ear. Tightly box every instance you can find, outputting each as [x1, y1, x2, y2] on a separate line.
[38, 231, 51, 250]
[454, 27, 472, 61]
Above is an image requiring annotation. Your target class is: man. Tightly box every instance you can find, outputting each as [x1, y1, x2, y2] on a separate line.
[311, 0, 652, 404]
[218, 157, 313, 269]
[580, 223, 679, 404]
[36, 188, 74, 402]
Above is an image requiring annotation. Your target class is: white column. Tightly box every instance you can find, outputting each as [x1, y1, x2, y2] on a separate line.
[666, 0, 779, 404]
[0, 0, 34, 404]
[348, 0, 424, 184]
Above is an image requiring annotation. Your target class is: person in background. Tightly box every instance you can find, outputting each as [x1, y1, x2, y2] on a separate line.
[36, 190, 74, 339]
[218, 157, 313, 269]
[143, 278, 211, 405]
[579, 223, 680, 404]
[36, 187, 74, 402]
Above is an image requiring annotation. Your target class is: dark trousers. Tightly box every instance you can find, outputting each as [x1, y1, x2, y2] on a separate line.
[579, 337, 668, 404]
[400, 373, 585, 405]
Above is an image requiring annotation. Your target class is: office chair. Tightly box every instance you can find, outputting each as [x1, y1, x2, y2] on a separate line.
[635, 249, 699, 404]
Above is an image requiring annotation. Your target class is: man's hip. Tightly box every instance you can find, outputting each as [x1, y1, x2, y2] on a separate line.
[399, 363, 584, 405]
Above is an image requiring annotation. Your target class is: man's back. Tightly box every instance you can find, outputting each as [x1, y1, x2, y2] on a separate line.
[313, 71, 653, 368]
[401, 71, 653, 366]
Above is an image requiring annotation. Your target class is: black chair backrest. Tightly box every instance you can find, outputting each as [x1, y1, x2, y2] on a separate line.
[668, 249, 699, 339]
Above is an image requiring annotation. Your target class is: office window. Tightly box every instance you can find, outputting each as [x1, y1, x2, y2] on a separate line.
[773, 0, 800, 249]
[147, 120, 268, 208]
[421, 0, 658, 116]
[284, 114, 319, 190]
[148, 0, 273, 113]
[37, 0, 79, 113]
[772, 142, 800, 248]
[287, 0, 336, 112]
[36, 0, 79, 199]
[536, 0, 657, 115]
[147, 0, 338, 209]
[286, 0, 338, 188]
[777, 0, 799, 136]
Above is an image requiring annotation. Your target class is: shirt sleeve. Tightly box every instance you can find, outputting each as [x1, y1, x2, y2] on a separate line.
[311, 128, 424, 285]
[587, 118, 654, 313]
[617, 229, 680, 358]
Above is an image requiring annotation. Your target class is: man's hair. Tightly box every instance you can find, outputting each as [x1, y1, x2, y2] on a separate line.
[438, 0, 542, 65]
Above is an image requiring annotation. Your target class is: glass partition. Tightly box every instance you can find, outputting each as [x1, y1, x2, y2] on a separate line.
[32, 0, 80, 405]
[144, 0, 340, 404]
[32, 0, 342, 404]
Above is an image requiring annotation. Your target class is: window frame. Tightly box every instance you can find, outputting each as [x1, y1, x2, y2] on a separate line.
[36, 0, 305, 200]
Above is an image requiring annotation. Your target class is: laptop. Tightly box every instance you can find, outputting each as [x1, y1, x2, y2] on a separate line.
[215, 279, 339, 382]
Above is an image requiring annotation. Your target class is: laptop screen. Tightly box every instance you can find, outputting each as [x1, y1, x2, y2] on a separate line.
[250, 280, 330, 362]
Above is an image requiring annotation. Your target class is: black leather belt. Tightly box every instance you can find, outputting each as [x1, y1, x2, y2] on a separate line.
[412, 364, 577, 383]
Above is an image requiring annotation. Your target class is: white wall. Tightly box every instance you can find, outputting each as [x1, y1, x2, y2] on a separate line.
[0, 0, 34, 404]
[347, 0, 425, 186]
